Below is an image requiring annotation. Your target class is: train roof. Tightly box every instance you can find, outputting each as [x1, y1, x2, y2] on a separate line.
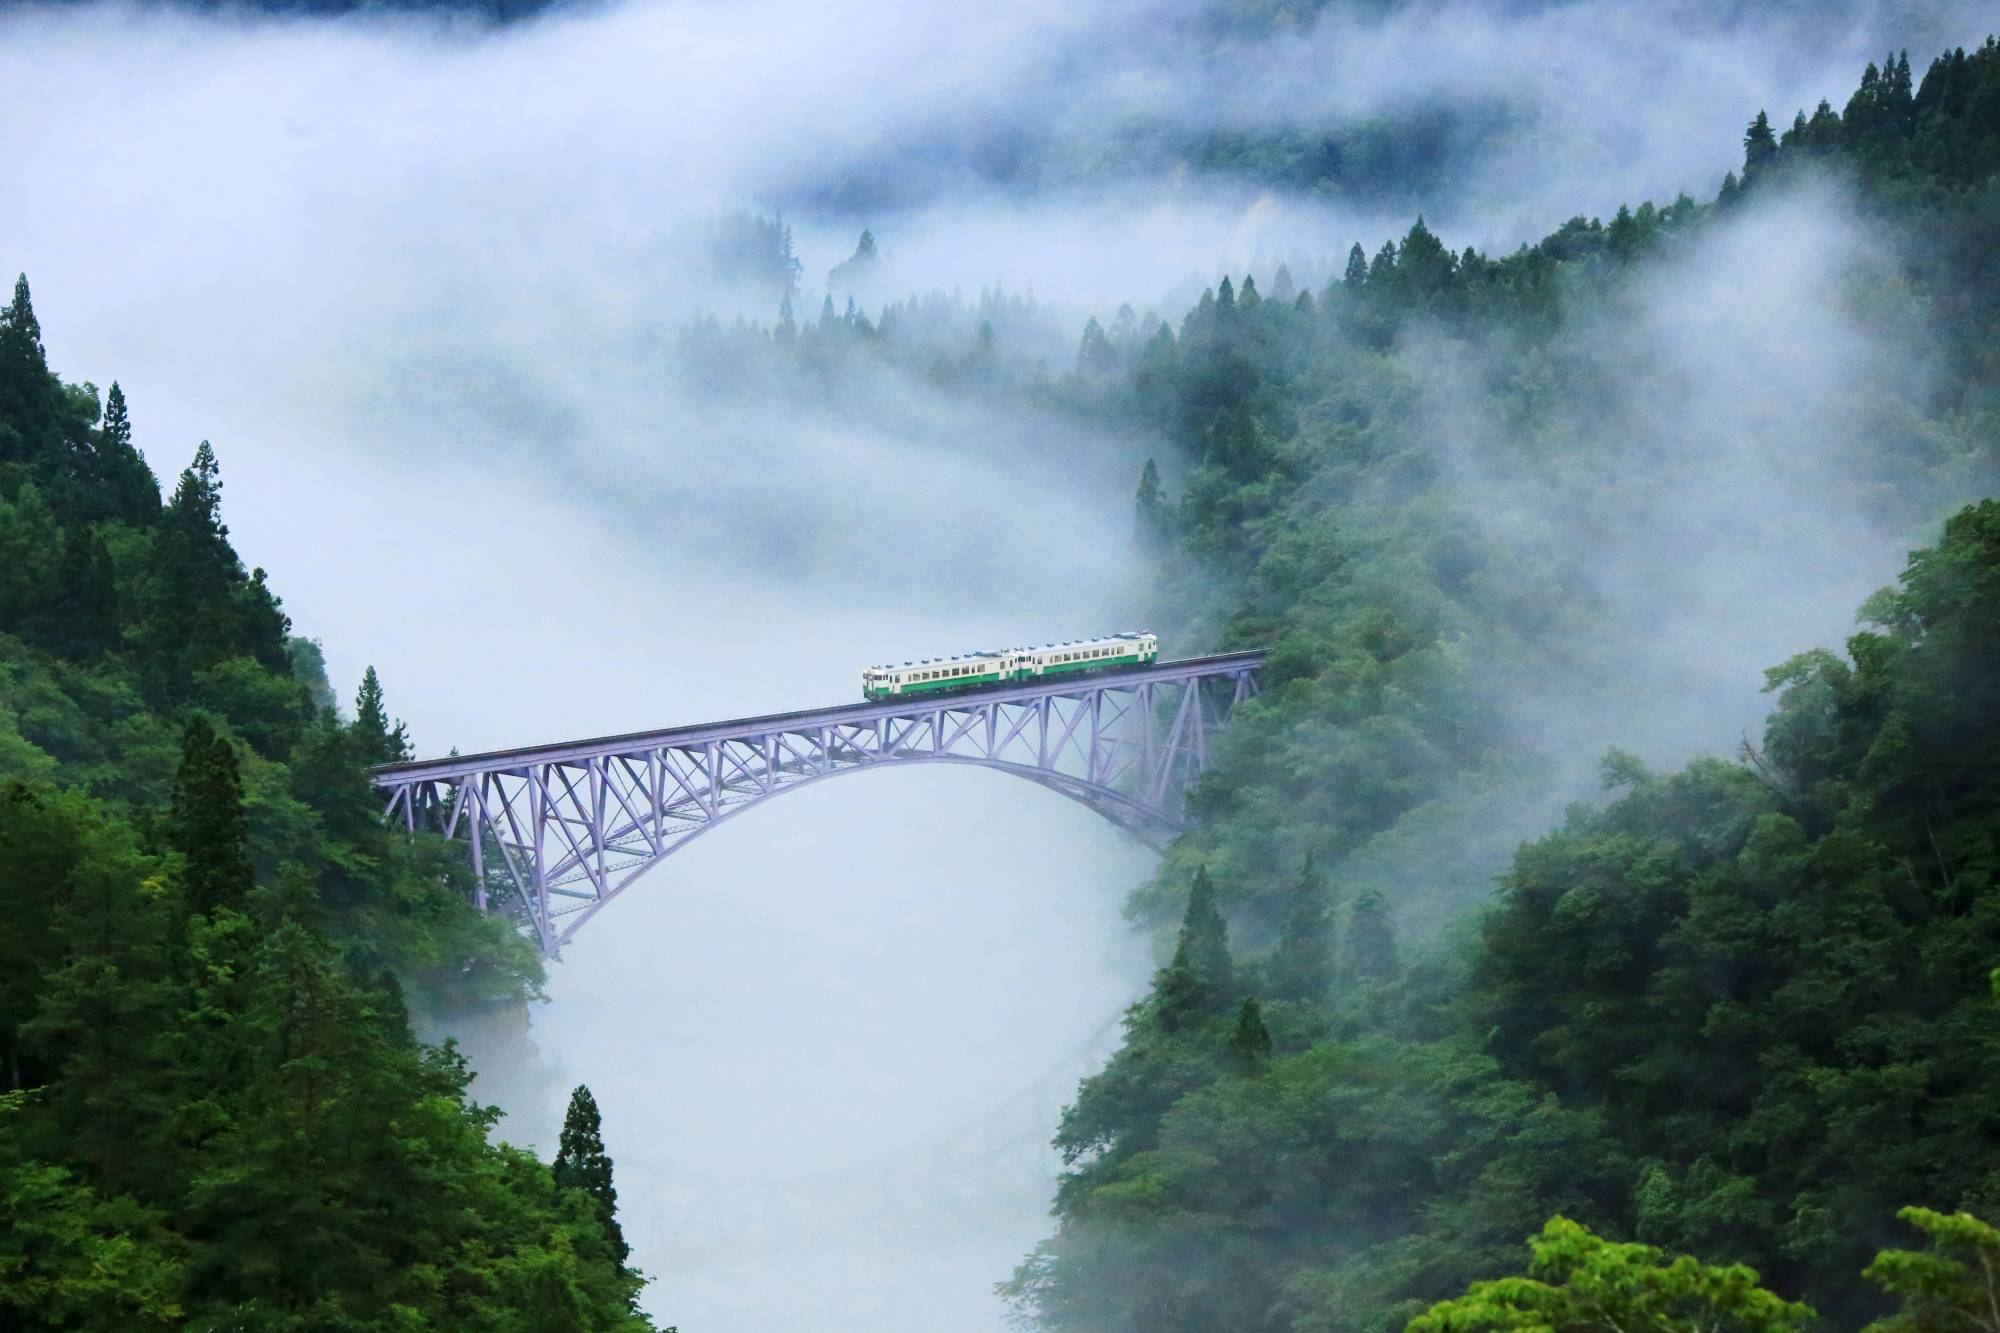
[866, 631, 1155, 670]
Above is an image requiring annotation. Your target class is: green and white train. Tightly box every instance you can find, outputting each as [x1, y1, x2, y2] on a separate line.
[862, 631, 1160, 701]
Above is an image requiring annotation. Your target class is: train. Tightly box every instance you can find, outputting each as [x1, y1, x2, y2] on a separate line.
[861, 631, 1159, 701]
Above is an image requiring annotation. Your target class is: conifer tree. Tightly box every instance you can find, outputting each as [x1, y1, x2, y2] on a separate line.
[354, 666, 410, 766]
[1178, 865, 1232, 996]
[1239, 275, 1261, 307]
[554, 1084, 629, 1264]
[101, 382, 130, 453]
[1134, 458, 1168, 548]
[6, 274, 42, 357]
[1077, 316, 1116, 375]
[1268, 854, 1335, 1002]
[1216, 276, 1236, 310]
[1269, 264, 1297, 304]
[1152, 866, 1234, 1033]
[170, 715, 255, 919]
[1228, 997, 1272, 1073]
[1368, 241, 1398, 284]
[1744, 110, 1779, 177]
[96, 381, 158, 524]
[1343, 243, 1368, 289]
[1608, 204, 1639, 261]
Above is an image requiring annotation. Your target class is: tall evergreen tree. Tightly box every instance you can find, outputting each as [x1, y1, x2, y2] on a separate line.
[97, 382, 158, 525]
[1744, 110, 1779, 176]
[1343, 242, 1368, 289]
[169, 716, 254, 919]
[1178, 866, 1232, 996]
[1227, 997, 1272, 1073]
[0, 274, 57, 469]
[1268, 854, 1335, 1002]
[1077, 316, 1116, 375]
[7, 273, 43, 358]
[353, 666, 410, 766]
[553, 1084, 629, 1264]
[1134, 458, 1168, 548]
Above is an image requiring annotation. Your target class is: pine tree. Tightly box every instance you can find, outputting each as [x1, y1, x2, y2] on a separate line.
[1152, 867, 1234, 1033]
[1178, 865, 1232, 996]
[1607, 204, 1639, 261]
[1343, 243, 1368, 289]
[1743, 110, 1779, 177]
[6, 274, 43, 358]
[170, 715, 255, 919]
[1077, 316, 1117, 375]
[1134, 458, 1168, 549]
[96, 382, 158, 524]
[353, 667, 410, 766]
[1216, 276, 1236, 310]
[1239, 275, 1261, 308]
[1269, 264, 1297, 305]
[1227, 997, 1272, 1073]
[553, 1084, 629, 1264]
[1268, 854, 1335, 1002]
[828, 229, 881, 292]
[1368, 241, 1398, 285]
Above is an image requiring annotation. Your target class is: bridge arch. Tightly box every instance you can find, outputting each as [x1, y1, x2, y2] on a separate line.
[374, 653, 1262, 955]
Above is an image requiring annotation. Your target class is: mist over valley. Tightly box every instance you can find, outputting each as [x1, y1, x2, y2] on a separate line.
[1, 2, 1997, 1331]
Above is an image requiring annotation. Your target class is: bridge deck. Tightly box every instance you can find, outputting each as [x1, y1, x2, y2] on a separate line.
[371, 650, 1266, 784]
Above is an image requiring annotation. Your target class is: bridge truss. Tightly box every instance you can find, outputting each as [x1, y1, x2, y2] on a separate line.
[372, 652, 1263, 955]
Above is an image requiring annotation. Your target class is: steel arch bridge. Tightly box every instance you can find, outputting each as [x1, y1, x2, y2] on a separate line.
[371, 651, 1264, 955]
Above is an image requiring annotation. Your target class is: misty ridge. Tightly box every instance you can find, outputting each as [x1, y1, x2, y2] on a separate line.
[0, 2, 1997, 1333]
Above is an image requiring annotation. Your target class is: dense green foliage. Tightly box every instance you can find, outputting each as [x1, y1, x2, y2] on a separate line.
[0, 281, 656, 1328]
[1408, 1216, 1815, 1333]
[1004, 41, 2000, 1333]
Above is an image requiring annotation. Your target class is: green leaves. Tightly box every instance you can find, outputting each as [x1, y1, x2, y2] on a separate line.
[1865, 1207, 2000, 1333]
[1410, 1216, 1814, 1333]
[0, 280, 641, 1329]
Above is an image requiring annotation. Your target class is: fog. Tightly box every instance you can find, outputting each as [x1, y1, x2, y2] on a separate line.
[4, 0, 1993, 1325]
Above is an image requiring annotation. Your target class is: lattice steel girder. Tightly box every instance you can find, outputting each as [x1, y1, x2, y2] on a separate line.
[373, 652, 1262, 955]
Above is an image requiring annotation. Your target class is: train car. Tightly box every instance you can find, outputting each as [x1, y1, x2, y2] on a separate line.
[860, 650, 1010, 700]
[1005, 631, 1158, 683]
[861, 632, 1158, 700]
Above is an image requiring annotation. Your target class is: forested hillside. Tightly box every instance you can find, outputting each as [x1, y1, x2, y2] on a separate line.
[995, 38, 2000, 1333]
[0, 282, 653, 1327]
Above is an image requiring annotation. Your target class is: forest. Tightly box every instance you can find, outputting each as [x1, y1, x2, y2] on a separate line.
[0, 283, 656, 1323]
[1, 20, 1998, 1333]
[997, 37, 2000, 1333]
